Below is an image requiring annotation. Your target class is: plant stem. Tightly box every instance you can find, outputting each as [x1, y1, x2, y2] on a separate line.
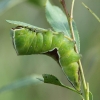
[86, 83, 89, 100]
[70, 1, 89, 100]
[82, 2, 100, 22]
[60, 0, 90, 100]
[70, 1, 90, 100]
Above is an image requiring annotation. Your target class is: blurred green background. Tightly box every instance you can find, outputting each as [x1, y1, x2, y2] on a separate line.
[0, 0, 100, 100]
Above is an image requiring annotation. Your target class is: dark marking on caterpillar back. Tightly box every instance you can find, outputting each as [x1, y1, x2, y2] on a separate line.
[12, 26, 23, 30]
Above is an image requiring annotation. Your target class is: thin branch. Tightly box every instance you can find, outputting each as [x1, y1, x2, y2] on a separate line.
[82, 2, 100, 23]
[70, 0, 75, 18]
[70, 1, 89, 100]
[69, 0, 75, 42]
[86, 83, 89, 100]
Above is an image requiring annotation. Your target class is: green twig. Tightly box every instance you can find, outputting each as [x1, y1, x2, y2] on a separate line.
[82, 2, 100, 23]
[86, 83, 89, 100]
[69, 0, 75, 41]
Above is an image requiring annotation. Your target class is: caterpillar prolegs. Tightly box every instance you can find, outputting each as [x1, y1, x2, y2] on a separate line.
[11, 26, 81, 91]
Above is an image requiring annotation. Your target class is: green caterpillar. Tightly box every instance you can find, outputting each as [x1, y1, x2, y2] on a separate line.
[11, 26, 81, 91]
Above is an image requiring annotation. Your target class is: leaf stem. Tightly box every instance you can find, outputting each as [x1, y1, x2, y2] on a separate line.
[62, 85, 84, 100]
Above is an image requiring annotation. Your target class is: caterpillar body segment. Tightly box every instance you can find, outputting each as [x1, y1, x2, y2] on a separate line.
[11, 27, 81, 91]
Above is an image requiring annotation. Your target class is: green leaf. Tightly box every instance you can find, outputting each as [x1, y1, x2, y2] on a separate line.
[45, 0, 70, 37]
[29, 0, 46, 6]
[0, 0, 9, 11]
[0, 0, 25, 16]
[41, 74, 84, 99]
[0, 74, 83, 99]
[89, 91, 93, 100]
[0, 75, 43, 93]
[0, 74, 79, 94]
[39, 74, 80, 94]
[72, 20, 80, 52]
[6, 20, 46, 31]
